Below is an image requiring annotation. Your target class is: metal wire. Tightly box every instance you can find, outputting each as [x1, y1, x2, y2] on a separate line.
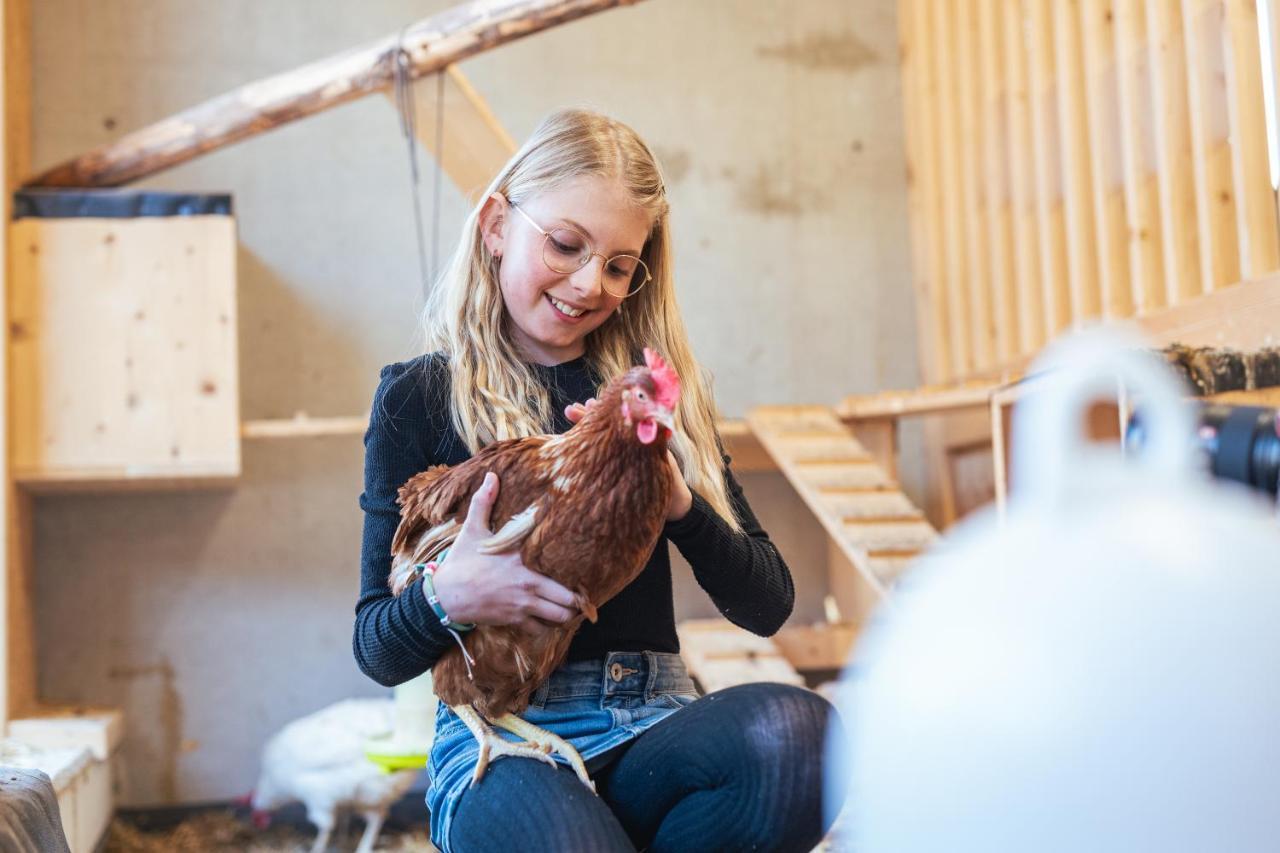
[393, 27, 445, 304]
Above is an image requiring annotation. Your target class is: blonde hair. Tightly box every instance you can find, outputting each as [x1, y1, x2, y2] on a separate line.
[420, 107, 740, 530]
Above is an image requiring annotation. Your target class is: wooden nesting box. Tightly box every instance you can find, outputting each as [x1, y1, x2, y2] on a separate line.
[9, 191, 239, 489]
[7, 706, 123, 853]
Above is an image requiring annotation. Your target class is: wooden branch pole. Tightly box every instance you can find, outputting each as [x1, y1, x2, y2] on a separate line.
[24, 0, 645, 188]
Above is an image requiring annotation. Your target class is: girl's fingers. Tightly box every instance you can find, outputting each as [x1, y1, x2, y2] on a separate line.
[529, 574, 580, 609]
[565, 399, 598, 424]
[527, 598, 575, 624]
[463, 472, 498, 534]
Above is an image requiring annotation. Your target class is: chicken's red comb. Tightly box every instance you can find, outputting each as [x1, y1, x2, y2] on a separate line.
[643, 347, 681, 408]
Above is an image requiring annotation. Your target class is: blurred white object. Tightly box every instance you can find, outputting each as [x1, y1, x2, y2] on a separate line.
[837, 327, 1280, 852]
[249, 695, 424, 853]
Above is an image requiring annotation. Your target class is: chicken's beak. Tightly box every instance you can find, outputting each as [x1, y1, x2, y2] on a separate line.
[653, 408, 676, 433]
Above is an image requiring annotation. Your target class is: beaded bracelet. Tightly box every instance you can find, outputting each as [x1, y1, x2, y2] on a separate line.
[409, 547, 476, 680]
[417, 560, 476, 632]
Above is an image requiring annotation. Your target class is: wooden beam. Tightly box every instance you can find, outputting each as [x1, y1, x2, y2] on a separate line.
[1054, 0, 1103, 323]
[1182, 0, 1242, 292]
[1136, 268, 1280, 349]
[1081, 0, 1133, 320]
[848, 420, 898, 482]
[1145, 0, 1203, 306]
[935, 1, 974, 376]
[241, 413, 370, 440]
[3, 0, 33, 724]
[1028, 0, 1072, 337]
[239, 412, 780, 472]
[1116, 0, 1168, 314]
[959, 1, 995, 370]
[384, 65, 518, 202]
[1209, 386, 1280, 407]
[1001, 0, 1046, 355]
[24, 0, 644, 188]
[900, 0, 952, 383]
[1222, 0, 1280, 278]
[838, 382, 1000, 421]
[978, 0, 1019, 363]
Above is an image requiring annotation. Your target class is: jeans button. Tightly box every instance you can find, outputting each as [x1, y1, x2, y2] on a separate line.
[609, 662, 623, 682]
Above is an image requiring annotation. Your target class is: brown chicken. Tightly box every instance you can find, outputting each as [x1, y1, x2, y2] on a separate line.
[387, 348, 681, 790]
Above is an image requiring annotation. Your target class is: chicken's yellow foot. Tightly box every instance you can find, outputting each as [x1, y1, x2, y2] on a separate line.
[489, 712, 595, 793]
[452, 704, 557, 786]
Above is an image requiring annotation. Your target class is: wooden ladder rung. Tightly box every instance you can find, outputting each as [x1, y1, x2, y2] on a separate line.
[819, 490, 922, 519]
[842, 513, 926, 525]
[841, 520, 937, 553]
[866, 553, 921, 584]
[797, 464, 893, 490]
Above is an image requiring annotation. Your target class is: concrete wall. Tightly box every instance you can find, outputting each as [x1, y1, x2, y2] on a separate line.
[29, 0, 919, 804]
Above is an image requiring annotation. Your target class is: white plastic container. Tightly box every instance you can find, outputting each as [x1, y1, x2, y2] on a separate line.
[840, 328, 1280, 852]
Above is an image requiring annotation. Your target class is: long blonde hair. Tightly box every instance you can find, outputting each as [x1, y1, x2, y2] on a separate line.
[419, 108, 740, 530]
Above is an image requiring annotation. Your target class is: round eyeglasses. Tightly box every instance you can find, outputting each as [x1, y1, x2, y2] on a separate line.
[509, 200, 652, 299]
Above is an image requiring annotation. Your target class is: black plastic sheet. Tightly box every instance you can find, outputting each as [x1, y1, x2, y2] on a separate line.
[13, 190, 232, 219]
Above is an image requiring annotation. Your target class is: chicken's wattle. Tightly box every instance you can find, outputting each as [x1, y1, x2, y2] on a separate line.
[637, 418, 658, 444]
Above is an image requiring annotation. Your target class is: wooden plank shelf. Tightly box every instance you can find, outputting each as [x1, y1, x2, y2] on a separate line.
[241, 414, 782, 474]
[837, 381, 1002, 421]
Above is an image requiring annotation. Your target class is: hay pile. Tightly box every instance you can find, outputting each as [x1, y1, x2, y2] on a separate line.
[103, 809, 436, 852]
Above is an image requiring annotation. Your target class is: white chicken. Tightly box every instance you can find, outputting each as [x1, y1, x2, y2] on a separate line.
[245, 679, 435, 853]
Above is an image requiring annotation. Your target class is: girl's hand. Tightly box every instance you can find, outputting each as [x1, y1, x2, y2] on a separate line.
[565, 399, 693, 522]
[664, 451, 694, 521]
[563, 399, 596, 425]
[564, 397, 600, 426]
[429, 472, 580, 634]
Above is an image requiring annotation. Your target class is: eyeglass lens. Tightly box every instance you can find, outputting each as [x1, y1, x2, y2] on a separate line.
[543, 227, 648, 297]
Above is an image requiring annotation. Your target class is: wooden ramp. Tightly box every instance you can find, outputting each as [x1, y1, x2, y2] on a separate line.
[746, 405, 937, 598]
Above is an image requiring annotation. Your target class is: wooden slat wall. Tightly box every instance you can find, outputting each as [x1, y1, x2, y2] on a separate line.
[900, 0, 1280, 383]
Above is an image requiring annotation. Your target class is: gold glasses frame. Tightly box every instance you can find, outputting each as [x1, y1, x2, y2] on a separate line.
[507, 199, 652, 299]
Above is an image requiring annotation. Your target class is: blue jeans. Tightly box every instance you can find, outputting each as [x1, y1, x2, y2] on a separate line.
[427, 651, 699, 850]
[426, 652, 841, 852]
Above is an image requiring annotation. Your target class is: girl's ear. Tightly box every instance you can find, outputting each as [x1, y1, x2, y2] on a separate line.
[478, 192, 508, 257]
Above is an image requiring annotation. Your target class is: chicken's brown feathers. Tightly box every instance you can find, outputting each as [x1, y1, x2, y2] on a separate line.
[389, 353, 678, 716]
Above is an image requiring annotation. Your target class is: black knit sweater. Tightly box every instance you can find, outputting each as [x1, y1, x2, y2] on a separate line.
[353, 352, 795, 688]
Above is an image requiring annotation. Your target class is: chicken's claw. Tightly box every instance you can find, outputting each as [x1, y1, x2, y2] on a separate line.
[490, 713, 596, 793]
[453, 704, 557, 786]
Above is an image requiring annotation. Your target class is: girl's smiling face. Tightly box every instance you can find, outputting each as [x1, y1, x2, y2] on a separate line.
[480, 176, 651, 366]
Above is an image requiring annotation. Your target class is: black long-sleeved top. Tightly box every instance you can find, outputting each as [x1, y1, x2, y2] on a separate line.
[353, 352, 795, 688]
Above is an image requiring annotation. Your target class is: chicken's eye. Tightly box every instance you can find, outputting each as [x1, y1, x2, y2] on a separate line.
[635, 390, 647, 401]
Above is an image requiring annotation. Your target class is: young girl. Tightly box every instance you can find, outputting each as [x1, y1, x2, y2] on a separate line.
[355, 108, 843, 852]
